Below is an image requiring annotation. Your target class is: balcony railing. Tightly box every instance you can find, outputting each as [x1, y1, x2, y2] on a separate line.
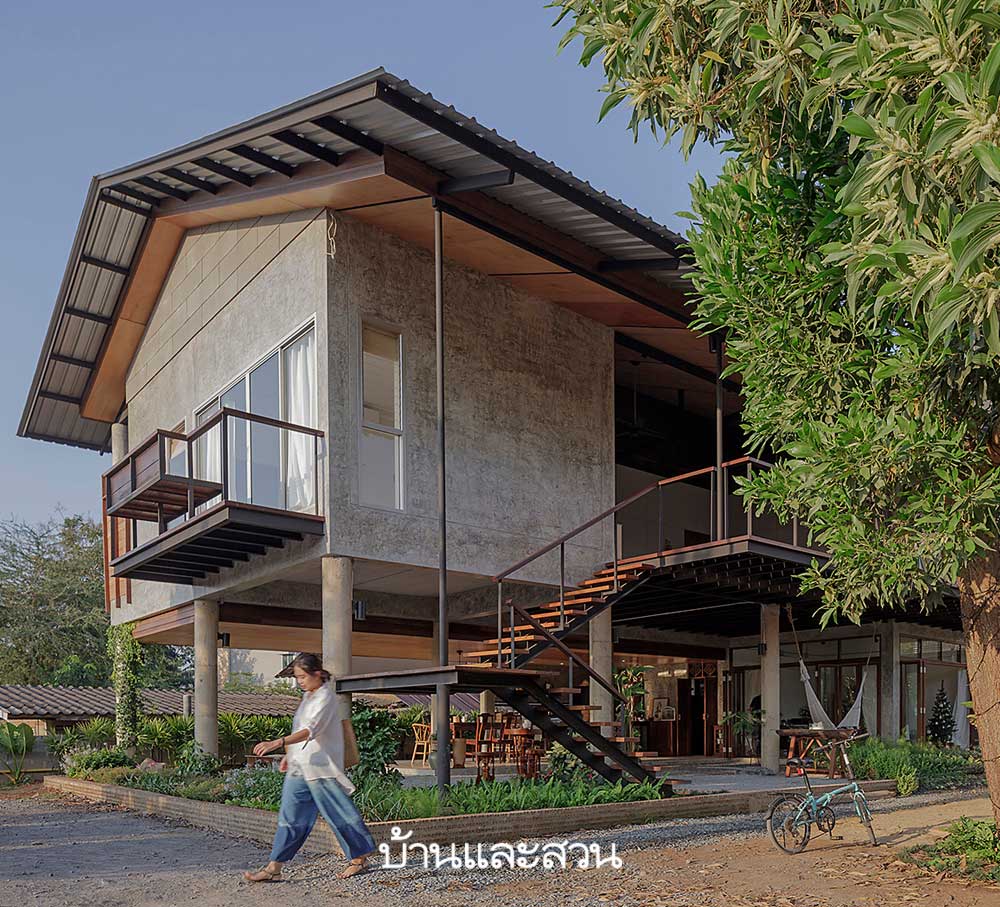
[103, 408, 324, 582]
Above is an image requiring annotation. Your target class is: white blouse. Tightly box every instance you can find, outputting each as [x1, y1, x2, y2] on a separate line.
[285, 682, 354, 792]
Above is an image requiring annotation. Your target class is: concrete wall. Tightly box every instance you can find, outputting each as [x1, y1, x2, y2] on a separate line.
[325, 212, 615, 586]
[113, 207, 615, 624]
[115, 210, 331, 623]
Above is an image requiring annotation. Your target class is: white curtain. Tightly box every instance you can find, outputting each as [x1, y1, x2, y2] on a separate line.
[861, 666, 879, 736]
[283, 330, 316, 512]
[953, 669, 971, 748]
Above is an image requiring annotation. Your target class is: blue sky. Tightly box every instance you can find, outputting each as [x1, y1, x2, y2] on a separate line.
[0, 1, 722, 523]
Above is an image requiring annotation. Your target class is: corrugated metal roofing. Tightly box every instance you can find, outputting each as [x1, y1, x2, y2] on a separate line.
[19, 67, 690, 452]
[0, 685, 300, 720]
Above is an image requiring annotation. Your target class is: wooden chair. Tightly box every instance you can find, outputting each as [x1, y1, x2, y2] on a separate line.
[473, 713, 502, 781]
[411, 722, 432, 767]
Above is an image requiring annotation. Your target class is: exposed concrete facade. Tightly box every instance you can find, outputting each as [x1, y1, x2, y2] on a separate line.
[759, 604, 781, 774]
[112, 206, 615, 635]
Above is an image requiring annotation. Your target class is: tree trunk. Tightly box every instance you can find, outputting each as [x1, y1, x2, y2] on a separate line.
[958, 550, 1000, 828]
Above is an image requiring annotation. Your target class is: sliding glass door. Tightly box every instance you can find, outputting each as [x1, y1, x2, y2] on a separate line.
[194, 325, 315, 512]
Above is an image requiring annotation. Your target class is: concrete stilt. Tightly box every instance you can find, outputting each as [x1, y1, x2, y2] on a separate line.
[760, 604, 781, 774]
[193, 599, 219, 756]
[322, 556, 354, 732]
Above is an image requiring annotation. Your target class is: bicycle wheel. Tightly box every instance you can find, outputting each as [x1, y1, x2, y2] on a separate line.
[853, 792, 877, 845]
[767, 796, 811, 854]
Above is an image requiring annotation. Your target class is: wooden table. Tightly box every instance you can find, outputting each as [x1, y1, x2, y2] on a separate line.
[506, 727, 542, 779]
[779, 727, 855, 778]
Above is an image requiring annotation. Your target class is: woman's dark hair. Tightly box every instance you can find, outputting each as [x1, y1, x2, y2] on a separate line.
[276, 652, 331, 682]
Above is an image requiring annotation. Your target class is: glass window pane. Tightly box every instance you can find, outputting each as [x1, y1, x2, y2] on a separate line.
[360, 428, 399, 509]
[250, 354, 281, 507]
[362, 326, 400, 429]
[900, 637, 920, 658]
[221, 382, 248, 503]
[250, 353, 280, 418]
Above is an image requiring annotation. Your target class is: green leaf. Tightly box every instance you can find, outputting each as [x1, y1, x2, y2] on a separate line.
[955, 226, 1000, 280]
[630, 6, 659, 42]
[980, 41, 1000, 98]
[949, 202, 1000, 243]
[888, 239, 935, 256]
[926, 292, 968, 344]
[927, 118, 968, 156]
[842, 113, 876, 139]
[973, 144, 1000, 183]
[988, 311, 1000, 357]
[748, 24, 770, 41]
[598, 89, 628, 122]
[940, 72, 968, 104]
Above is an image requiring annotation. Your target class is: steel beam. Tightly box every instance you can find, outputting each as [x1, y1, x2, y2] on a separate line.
[50, 353, 96, 369]
[99, 190, 154, 217]
[438, 169, 514, 195]
[134, 176, 192, 201]
[229, 144, 297, 177]
[160, 167, 220, 195]
[80, 254, 130, 276]
[65, 307, 113, 325]
[38, 390, 82, 405]
[311, 115, 384, 156]
[271, 130, 341, 166]
[615, 332, 740, 393]
[109, 184, 161, 207]
[192, 157, 255, 187]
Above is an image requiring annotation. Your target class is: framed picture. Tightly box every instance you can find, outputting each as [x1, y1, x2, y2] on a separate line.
[652, 698, 676, 721]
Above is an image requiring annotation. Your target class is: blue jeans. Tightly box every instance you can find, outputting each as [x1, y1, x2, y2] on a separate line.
[269, 773, 375, 863]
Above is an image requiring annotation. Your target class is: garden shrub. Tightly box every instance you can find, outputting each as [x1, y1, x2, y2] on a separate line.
[65, 747, 136, 779]
[848, 738, 978, 794]
[221, 766, 285, 810]
[349, 701, 405, 783]
[173, 740, 221, 776]
[86, 765, 135, 785]
[544, 742, 598, 784]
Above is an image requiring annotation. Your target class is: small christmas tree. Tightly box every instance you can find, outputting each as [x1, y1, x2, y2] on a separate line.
[927, 683, 956, 746]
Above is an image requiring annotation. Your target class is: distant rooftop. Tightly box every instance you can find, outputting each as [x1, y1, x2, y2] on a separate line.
[0, 685, 300, 721]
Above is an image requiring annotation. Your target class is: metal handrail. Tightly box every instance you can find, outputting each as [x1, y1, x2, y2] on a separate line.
[509, 602, 624, 705]
[493, 465, 717, 583]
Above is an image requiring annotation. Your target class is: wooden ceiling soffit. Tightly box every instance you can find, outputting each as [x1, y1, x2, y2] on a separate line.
[81, 219, 185, 423]
[381, 148, 691, 327]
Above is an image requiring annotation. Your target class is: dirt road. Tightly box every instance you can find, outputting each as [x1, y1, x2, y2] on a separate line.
[0, 786, 997, 907]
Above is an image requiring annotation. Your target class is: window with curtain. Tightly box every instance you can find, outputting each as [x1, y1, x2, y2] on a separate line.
[360, 324, 402, 509]
[194, 324, 316, 513]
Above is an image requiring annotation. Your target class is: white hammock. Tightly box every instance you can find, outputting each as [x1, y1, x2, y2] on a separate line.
[798, 660, 866, 730]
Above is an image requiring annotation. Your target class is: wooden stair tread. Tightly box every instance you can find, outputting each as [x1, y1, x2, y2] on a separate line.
[546, 687, 582, 695]
[567, 704, 601, 711]
[588, 721, 623, 727]
[610, 736, 639, 743]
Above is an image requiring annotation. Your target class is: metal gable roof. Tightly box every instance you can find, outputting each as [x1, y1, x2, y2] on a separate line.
[19, 67, 691, 452]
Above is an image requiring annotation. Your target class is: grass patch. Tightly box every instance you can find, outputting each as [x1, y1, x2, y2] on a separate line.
[901, 817, 1000, 883]
[848, 739, 982, 795]
[113, 767, 670, 822]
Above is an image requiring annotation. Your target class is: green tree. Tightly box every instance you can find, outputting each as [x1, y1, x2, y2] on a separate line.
[0, 516, 109, 685]
[555, 0, 1000, 823]
[0, 514, 193, 691]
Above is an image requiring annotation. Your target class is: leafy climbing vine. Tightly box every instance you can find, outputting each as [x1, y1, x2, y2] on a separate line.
[107, 622, 143, 749]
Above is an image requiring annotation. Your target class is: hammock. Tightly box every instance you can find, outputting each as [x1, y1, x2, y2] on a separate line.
[787, 605, 876, 731]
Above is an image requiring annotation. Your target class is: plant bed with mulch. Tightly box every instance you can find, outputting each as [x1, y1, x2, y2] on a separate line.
[900, 817, 1000, 884]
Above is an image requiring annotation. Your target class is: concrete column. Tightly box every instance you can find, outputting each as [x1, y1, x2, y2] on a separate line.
[479, 690, 495, 715]
[111, 421, 128, 463]
[193, 599, 219, 756]
[589, 607, 614, 737]
[878, 620, 901, 741]
[322, 556, 353, 729]
[760, 604, 781, 774]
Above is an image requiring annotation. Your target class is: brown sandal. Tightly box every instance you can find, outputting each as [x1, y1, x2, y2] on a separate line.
[244, 865, 282, 882]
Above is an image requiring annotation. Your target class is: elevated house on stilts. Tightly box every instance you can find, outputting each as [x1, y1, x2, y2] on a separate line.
[18, 69, 969, 785]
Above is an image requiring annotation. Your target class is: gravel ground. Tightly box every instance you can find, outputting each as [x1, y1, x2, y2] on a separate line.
[0, 784, 991, 907]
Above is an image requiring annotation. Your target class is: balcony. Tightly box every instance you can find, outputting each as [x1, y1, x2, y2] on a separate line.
[104, 408, 324, 584]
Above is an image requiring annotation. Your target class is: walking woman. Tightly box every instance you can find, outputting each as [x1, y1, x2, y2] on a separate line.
[243, 653, 375, 882]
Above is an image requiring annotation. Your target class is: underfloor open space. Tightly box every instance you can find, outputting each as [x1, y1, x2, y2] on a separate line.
[2, 786, 997, 907]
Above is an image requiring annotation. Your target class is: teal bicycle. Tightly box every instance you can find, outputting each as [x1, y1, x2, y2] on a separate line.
[766, 732, 877, 854]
